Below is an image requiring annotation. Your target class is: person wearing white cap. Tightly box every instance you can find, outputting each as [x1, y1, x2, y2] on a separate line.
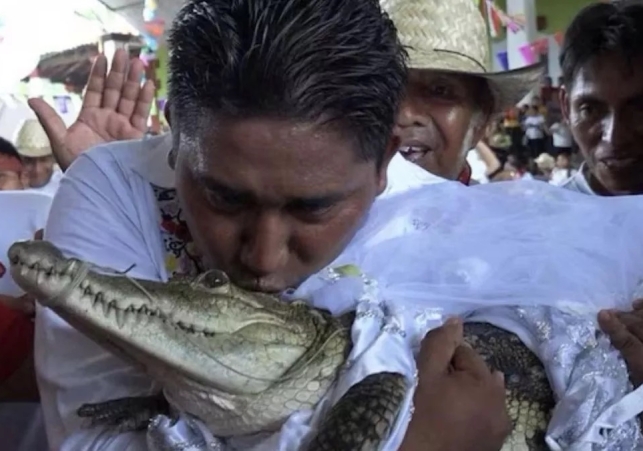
[383, 0, 542, 184]
[14, 119, 63, 197]
[534, 152, 555, 181]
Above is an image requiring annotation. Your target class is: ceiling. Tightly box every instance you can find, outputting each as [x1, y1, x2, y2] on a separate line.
[95, 0, 183, 38]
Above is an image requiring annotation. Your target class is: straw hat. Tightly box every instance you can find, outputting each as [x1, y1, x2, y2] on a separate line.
[15, 119, 52, 158]
[382, 0, 544, 113]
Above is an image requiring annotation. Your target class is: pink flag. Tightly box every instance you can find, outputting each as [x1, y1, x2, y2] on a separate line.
[519, 44, 536, 65]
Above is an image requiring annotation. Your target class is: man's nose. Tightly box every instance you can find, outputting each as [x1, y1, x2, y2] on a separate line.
[602, 111, 634, 149]
[396, 96, 431, 128]
[240, 212, 289, 277]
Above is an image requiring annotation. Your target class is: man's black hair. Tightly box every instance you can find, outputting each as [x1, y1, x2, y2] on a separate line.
[0, 137, 20, 160]
[167, 0, 407, 164]
[560, 0, 643, 87]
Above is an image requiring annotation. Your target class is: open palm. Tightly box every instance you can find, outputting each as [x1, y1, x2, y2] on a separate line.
[28, 48, 155, 171]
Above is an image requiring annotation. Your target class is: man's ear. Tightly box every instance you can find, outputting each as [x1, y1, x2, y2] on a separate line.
[168, 146, 177, 170]
[164, 100, 172, 128]
[472, 115, 492, 145]
[560, 87, 570, 124]
[376, 135, 400, 195]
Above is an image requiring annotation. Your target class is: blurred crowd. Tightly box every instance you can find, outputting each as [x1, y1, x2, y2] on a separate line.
[485, 76, 580, 184]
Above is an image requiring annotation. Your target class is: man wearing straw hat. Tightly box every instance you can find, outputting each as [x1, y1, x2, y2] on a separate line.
[383, 0, 542, 183]
[14, 119, 63, 197]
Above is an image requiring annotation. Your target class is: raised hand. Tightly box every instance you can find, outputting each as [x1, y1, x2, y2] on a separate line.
[28, 48, 155, 171]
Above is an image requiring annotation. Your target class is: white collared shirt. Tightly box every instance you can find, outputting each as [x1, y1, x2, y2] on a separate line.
[559, 163, 595, 195]
[35, 134, 447, 450]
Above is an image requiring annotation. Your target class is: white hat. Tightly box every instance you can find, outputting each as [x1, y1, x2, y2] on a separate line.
[382, 0, 544, 112]
[15, 119, 52, 158]
[535, 153, 555, 170]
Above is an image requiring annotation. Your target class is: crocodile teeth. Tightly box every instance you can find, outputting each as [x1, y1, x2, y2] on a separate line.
[115, 309, 127, 328]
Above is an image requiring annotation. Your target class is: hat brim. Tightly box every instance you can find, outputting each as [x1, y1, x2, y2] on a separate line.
[407, 48, 545, 113]
[414, 63, 545, 114]
[17, 147, 52, 158]
[476, 62, 546, 112]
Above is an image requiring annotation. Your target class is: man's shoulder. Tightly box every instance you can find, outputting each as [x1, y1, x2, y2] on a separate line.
[81, 135, 163, 169]
[72, 134, 173, 189]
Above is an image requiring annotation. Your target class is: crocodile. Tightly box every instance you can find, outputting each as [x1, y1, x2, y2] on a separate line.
[8, 240, 554, 450]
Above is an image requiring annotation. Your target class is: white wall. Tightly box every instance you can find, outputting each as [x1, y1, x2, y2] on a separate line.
[0, 96, 35, 142]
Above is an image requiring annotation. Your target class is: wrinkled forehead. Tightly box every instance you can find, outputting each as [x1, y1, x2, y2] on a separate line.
[569, 54, 643, 103]
[408, 68, 483, 89]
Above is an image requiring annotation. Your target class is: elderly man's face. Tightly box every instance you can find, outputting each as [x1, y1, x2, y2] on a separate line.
[23, 155, 54, 188]
[394, 70, 490, 180]
[561, 53, 643, 195]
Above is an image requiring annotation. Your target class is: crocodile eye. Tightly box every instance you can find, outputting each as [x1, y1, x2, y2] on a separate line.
[195, 269, 230, 290]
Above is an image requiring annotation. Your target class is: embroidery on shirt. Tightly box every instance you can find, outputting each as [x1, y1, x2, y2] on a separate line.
[152, 185, 204, 277]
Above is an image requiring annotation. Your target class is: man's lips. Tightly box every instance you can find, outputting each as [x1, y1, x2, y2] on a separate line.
[398, 141, 432, 163]
[599, 155, 643, 171]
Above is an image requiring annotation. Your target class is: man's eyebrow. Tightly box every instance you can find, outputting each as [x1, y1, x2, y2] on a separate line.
[196, 173, 351, 206]
[573, 92, 600, 103]
[286, 191, 350, 208]
[197, 175, 253, 201]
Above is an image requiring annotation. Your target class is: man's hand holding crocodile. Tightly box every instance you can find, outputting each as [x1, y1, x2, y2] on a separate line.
[599, 303, 643, 388]
[401, 318, 511, 451]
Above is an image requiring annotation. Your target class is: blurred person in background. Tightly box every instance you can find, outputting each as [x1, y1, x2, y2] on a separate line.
[522, 104, 547, 158]
[531, 95, 548, 119]
[0, 137, 27, 190]
[559, 0, 643, 197]
[558, 0, 643, 392]
[549, 119, 573, 157]
[14, 119, 61, 197]
[506, 153, 534, 180]
[503, 106, 524, 147]
[534, 152, 556, 182]
[550, 150, 576, 185]
[385, 0, 541, 185]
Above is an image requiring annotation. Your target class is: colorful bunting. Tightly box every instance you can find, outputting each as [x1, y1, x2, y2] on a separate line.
[484, 0, 525, 37]
[144, 18, 166, 38]
[518, 44, 536, 65]
[496, 51, 509, 71]
[141, 0, 163, 58]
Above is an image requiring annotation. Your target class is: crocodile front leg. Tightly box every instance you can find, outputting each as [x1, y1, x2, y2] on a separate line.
[305, 372, 408, 451]
[77, 393, 171, 432]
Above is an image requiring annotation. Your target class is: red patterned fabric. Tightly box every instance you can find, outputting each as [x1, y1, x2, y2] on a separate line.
[0, 301, 33, 382]
[457, 162, 472, 186]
